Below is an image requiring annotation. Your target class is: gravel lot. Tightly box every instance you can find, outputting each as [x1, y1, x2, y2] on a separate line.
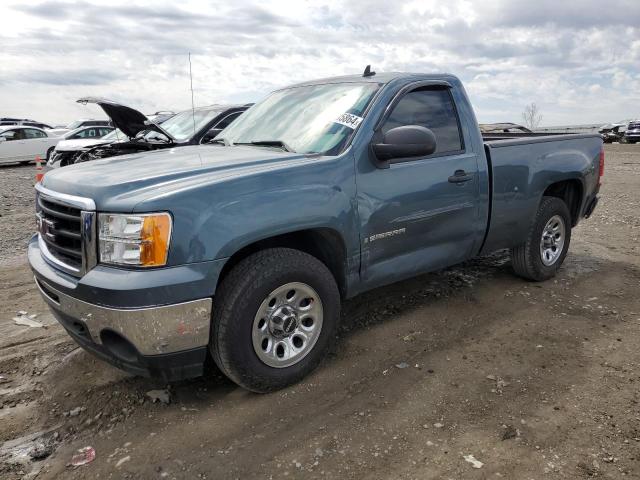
[1, 144, 639, 479]
[0, 165, 36, 264]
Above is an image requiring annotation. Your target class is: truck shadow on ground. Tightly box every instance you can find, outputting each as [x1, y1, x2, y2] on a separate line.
[166, 248, 620, 399]
[39, 249, 521, 411]
[179, 250, 517, 392]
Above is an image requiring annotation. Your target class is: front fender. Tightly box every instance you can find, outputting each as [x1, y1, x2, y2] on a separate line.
[134, 153, 359, 266]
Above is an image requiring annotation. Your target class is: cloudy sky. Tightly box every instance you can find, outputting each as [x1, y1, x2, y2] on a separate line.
[1, 0, 639, 127]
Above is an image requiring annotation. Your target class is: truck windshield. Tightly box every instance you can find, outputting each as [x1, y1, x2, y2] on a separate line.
[221, 82, 380, 155]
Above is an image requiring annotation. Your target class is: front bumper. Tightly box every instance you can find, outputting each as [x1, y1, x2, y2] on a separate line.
[29, 235, 224, 381]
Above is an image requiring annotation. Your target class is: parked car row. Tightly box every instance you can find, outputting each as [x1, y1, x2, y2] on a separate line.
[0, 124, 116, 165]
[1, 104, 181, 166]
[599, 119, 640, 143]
[47, 98, 249, 168]
[626, 120, 640, 143]
[0, 117, 54, 130]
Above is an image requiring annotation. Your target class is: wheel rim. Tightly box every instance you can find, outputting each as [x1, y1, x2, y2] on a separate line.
[539, 214, 566, 266]
[252, 282, 324, 368]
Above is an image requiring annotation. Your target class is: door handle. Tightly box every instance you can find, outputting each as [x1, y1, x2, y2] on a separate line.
[448, 170, 474, 184]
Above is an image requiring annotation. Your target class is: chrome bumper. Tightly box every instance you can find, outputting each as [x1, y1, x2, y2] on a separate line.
[35, 277, 212, 356]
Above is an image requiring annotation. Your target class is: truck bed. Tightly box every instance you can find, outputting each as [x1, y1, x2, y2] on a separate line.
[480, 133, 602, 254]
[481, 131, 576, 142]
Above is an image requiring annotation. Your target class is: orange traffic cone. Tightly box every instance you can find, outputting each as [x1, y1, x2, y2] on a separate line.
[35, 156, 44, 183]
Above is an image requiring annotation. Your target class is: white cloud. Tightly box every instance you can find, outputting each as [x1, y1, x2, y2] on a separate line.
[0, 0, 639, 126]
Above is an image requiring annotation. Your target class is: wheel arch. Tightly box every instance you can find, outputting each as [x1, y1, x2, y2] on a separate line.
[542, 178, 583, 226]
[217, 228, 349, 298]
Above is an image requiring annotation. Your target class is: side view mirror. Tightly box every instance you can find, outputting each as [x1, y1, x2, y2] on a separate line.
[371, 125, 437, 167]
[203, 128, 223, 143]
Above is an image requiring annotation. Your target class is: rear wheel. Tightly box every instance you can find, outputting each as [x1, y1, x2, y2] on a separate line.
[210, 248, 340, 392]
[511, 196, 572, 281]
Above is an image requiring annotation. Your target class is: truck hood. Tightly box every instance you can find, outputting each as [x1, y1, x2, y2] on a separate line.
[76, 97, 173, 140]
[55, 138, 111, 151]
[41, 145, 319, 210]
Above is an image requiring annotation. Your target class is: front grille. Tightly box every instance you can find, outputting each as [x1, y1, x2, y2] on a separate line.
[35, 185, 97, 277]
[37, 195, 83, 270]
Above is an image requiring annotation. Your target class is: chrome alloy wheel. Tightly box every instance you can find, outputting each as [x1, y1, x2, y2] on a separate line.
[539, 214, 566, 266]
[252, 282, 324, 368]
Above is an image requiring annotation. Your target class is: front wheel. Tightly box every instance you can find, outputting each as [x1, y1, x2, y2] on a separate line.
[210, 248, 340, 392]
[511, 196, 572, 281]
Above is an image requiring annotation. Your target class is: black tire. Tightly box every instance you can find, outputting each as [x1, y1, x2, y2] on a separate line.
[511, 196, 572, 281]
[46, 147, 54, 161]
[210, 248, 340, 393]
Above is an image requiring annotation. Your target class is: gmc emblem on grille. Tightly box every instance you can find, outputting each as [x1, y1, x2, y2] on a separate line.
[39, 216, 57, 240]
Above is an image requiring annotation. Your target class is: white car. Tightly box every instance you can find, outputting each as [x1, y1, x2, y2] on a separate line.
[0, 126, 63, 165]
[58, 125, 114, 144]
[47, 119, 112, 137]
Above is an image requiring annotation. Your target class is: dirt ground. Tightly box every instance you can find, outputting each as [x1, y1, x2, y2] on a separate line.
[1, 144, 639, 479]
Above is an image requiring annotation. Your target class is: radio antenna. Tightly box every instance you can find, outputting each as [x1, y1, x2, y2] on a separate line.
[188, 52, 196, 135]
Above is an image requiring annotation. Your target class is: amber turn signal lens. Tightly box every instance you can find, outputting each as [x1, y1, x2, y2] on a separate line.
[140, 214, 172, 266]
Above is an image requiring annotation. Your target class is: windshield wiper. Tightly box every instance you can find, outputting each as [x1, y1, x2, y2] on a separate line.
[235, 140, 295, 153]
[210, 138, 231, 146]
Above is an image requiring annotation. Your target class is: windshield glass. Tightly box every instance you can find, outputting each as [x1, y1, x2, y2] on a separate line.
[64, 127, 84, 139]
[221, 82, 380, 155]
[149, 108, 224, 141]
[66, 120, 83, 129]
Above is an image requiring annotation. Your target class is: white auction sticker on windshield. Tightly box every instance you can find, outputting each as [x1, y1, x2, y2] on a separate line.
[334, 113, 363, 129]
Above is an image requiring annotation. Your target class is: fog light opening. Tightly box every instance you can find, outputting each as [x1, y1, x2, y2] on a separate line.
[100, 329, 139, 363]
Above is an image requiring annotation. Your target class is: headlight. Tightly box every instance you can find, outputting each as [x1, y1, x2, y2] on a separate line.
[98, 213, 172, 267]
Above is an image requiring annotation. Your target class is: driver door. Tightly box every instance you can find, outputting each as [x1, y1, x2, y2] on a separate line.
[23, 128, 49, 159]
[356, 86, 483, 288]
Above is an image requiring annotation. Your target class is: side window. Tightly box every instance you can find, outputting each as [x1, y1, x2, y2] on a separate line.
[382, 88, 463, 154]
[75, 128, 95, 138]
[24, 128, 46, 139]
[99, 128, 112, 136]
[214, 112, 242, 130]
[1, 129, 20, 141]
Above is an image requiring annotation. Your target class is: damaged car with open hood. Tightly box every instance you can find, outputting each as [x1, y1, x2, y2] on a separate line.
[47, 97, 249, 168]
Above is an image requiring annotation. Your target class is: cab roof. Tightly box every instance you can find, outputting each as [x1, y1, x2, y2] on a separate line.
[282, 72, 459, 90]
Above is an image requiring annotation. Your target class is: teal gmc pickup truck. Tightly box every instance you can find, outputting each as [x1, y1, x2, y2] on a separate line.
[29, 70, 603, 392]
